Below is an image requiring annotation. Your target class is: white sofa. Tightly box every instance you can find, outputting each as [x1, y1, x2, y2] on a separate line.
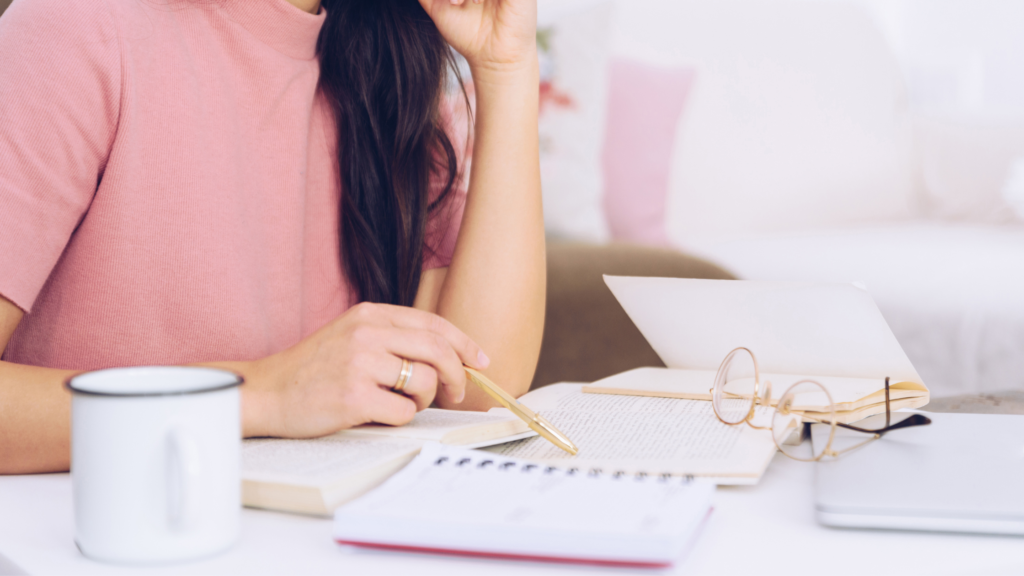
[608, 0, 1024, 397]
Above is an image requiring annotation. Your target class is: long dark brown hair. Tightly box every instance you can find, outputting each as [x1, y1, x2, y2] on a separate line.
[317, 0, 466, 306]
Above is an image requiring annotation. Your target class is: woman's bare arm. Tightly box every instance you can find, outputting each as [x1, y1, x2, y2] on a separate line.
[420, 0, 545, 409]
[0, 296, 78, 473]
[0, 291, 488, 474]
[434, 67, 543, 410]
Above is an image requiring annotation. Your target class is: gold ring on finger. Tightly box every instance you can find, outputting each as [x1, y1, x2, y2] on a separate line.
[393, 358, 414, 393]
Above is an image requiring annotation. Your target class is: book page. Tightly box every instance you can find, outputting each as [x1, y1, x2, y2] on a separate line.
[604, 276, 925, 388]
[345, 408, 529, 445]
[485, 384, 777, 479]
[242, 435, 423, 486]
[584, 367, 927, 412]
[345, 408, 514, 441]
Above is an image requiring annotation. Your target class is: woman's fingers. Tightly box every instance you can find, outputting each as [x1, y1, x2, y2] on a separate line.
[363, 344, 446, 410]
[383, 360, 437, 411]
[357, 303, 489, 370]
[364, 388, 418, 427]
[383, 327, 469, 403]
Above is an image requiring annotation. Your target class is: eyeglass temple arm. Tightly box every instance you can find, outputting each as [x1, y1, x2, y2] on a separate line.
[838, 413, 932, 435]
[886, 376, 891, 428]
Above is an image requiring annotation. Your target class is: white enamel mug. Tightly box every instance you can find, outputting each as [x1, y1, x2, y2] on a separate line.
[67, 366, 243, 564]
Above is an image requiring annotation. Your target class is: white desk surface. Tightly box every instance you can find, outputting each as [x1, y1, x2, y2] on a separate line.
[1, 453, 1020, 576]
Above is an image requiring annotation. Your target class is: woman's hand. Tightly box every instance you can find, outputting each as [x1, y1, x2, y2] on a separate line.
[418, 0, 537, 76]
[242, 302, 490, 438]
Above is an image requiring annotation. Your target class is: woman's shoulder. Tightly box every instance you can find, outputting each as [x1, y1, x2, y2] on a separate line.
[0, 0, 133, 68]
[0, 0, 131, 96]
[0, 0, 123, 37]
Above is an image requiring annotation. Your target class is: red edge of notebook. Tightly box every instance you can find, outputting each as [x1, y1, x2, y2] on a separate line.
[335, 507, 714, 569]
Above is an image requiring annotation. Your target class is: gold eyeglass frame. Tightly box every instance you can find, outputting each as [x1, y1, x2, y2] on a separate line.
[709, 347, 932, 462]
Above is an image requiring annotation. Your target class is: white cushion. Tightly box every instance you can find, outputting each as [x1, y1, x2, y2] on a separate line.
[610, 0, 917, 244]
[691, 224, 1024, 397]
[916, 113, 1024, 223]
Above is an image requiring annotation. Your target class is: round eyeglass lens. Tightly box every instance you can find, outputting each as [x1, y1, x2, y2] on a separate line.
[771, 380, 836, 461]
[712, 348, 759, 425]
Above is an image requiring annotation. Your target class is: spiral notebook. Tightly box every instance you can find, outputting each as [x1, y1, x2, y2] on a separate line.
[333, 443, 714, 568]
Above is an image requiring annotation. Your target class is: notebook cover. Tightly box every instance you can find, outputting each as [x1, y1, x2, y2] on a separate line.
[334, 508, 713, 568]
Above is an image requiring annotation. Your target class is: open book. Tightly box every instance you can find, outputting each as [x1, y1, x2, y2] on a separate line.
[484, 383, 778, 484]
[242, 409, 534, 516]
[583, 277, 929, 424]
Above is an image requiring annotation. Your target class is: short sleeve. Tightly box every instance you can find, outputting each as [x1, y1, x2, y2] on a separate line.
[422, 184, 466, 271]
[0, 0, 121, 311]
[422, 90, 472, 271]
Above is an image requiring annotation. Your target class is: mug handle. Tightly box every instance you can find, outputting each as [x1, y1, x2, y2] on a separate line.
[166, 426, 201, 531]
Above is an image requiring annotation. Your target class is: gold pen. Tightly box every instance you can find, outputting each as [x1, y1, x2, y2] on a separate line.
[464, 367, 579, 456]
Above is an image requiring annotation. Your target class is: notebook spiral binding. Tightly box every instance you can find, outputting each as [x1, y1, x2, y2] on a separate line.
[433, 456, 695, 484]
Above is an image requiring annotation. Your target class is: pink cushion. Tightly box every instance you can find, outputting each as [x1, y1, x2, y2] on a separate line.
[602, 59, 695, 246]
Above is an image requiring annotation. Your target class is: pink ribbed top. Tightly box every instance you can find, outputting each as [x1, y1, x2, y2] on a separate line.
[0, 0, 464, 370]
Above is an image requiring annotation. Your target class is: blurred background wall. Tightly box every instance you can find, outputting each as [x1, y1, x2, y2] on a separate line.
[844, 0, 1024, 117]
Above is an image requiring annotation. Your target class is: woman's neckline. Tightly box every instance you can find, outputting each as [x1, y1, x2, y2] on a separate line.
[220, 0, 327, 61]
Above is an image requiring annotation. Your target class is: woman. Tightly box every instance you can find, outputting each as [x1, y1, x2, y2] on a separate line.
[0, 0, 543, 473]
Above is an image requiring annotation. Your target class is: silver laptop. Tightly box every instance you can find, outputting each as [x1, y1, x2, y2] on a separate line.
[813, 411, 1024, 535]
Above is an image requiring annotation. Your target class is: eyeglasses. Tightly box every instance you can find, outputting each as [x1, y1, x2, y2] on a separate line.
[710, 347, 932, 461]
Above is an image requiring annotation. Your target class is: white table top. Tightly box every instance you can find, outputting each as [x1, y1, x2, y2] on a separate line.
[1, 452, 1021, 576]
